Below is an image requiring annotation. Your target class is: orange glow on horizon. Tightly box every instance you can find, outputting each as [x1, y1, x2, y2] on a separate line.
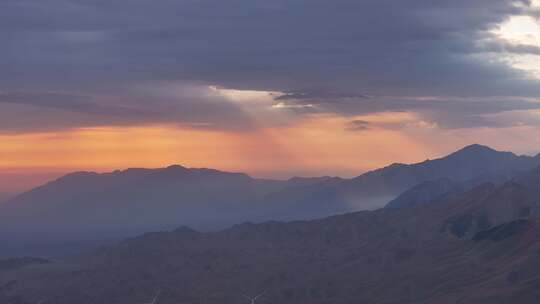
[0, 125, 288, 173]
[0, 114, 432, 178]
[3, 113, 540, 194]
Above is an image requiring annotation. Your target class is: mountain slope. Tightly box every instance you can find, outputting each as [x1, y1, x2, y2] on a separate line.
[384, 169, 521, 210]
[0, 166, 287, 235]
[263, 144, 540, 217]
[342, 144, 540, 199]
[385, 178, 463, 210]
[3, 165, 540, 303]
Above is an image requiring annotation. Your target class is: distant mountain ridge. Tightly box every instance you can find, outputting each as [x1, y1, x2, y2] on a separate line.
[1, 144, 540, 256]
[346, 144, 540, 195]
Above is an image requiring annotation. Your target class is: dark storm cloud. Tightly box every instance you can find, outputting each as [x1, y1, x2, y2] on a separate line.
[0, 92, 148, 116]
[277, 95, 540, 129]
[275, 89, 369, 102]
[346, 120, 371, 132]
[479, 41, 540, 55]
[0, 88, 255, 133]
[1, 0, 540, 131]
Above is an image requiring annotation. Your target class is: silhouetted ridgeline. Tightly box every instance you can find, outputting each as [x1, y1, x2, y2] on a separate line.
[1, 144, 540, 257]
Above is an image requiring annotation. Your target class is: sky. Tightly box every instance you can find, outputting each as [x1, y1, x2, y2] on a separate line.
[2, 0, 540, 196]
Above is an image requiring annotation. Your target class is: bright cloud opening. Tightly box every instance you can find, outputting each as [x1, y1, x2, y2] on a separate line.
[491, 4, 540, 77]
[494, 16, 540, 46]
[209, 86, 282, 104]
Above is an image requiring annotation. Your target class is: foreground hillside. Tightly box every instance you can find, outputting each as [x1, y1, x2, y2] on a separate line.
[2, 144, 539, 257]
[2, 166, 540, 303]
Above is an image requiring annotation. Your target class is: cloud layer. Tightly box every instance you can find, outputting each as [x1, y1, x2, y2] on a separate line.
[1, 0, 540, 132]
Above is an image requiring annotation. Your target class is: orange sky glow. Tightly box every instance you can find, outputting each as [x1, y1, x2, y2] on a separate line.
[3, 112, 540, 196]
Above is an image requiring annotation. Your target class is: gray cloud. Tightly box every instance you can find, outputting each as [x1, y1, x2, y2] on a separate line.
[277, 95, 540, 129]
[346, 120, 371, 132]
[1, 0, 540, 132]
[479, 40, 540, 55]
[275, 88, 369, 102]
[0, 92, 148, 116]
[0, 88, 255, 133]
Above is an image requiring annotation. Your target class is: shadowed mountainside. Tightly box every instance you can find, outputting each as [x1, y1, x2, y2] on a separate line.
[384, 169, 522, 210]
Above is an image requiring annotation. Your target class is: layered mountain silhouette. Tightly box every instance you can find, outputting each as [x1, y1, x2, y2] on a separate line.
[3, 161, 540, 303]
[384, 169, 521, 210]
[1, 144, 540, 256]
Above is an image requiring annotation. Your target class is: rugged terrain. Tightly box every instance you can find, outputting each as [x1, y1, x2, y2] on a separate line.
[2, 165, 540, 303]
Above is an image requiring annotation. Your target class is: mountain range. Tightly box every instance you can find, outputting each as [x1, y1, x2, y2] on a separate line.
[2, 144, 540, 257]
[2, 156, 540, 303]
